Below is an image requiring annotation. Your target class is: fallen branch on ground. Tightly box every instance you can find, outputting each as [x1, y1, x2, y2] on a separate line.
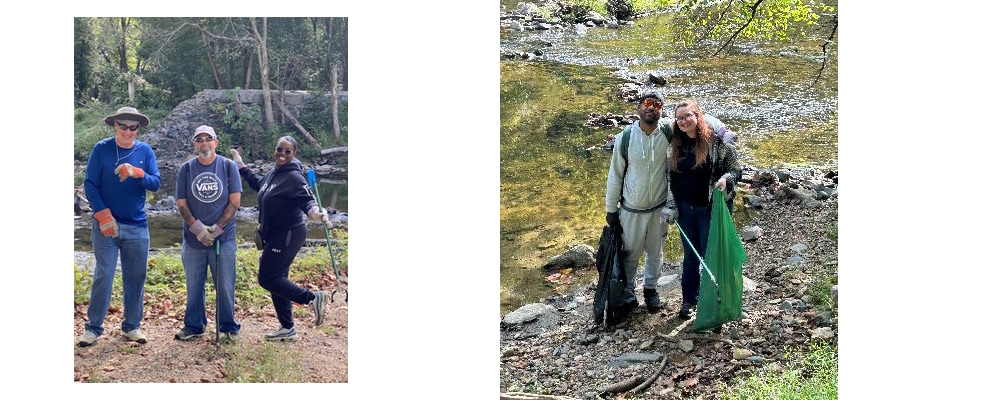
[500, 392, 581, 400]
[630, 354, 670, 394]
[597, 375, 644, 394]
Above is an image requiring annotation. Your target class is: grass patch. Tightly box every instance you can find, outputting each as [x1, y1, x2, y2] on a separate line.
[723, 342, 837, 400]
[318, 326, 338, 336]
[74, 231, 349, 318]
[806, 273, 836, 313]
[224, 341, 305, 382]
[827, 207, 838, 239]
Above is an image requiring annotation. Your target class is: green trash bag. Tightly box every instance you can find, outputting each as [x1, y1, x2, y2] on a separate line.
[691, 189, 748, 332]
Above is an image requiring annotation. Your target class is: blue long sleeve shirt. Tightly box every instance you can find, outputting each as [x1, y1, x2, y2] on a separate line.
[83, 137, 161, 227]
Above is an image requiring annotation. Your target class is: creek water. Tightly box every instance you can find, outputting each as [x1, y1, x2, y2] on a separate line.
[499, 6, 838, 314]
[73, 171, 348, 253]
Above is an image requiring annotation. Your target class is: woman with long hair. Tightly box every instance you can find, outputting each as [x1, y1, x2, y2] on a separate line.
[668, 99, 742, 320]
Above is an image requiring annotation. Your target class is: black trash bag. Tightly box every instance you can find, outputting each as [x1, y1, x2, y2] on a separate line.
[593, 222, 634, 325]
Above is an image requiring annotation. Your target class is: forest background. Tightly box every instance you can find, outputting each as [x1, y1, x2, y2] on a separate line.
[4, 1, 1000, 399]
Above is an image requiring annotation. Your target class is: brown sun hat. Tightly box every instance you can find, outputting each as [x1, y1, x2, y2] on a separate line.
[104, 107, 150, 127]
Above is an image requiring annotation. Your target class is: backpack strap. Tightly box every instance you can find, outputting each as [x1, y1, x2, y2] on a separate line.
[619, 127, 630, 205]
[620, 127, 630, 168]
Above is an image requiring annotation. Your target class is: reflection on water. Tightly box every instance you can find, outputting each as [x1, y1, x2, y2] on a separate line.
[74, 179, 347, 252]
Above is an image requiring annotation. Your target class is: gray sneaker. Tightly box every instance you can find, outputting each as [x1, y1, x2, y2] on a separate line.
[264, 326, 298, 342]
[77, 331, 99, 347]
[174, 328, 204, 341]
[123, 329, 147, 344]
[310, 291, 327, 326]
[218, 332, 238, 345]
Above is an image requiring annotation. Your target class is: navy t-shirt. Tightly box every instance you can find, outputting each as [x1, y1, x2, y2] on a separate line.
[176, 156, 242, 248]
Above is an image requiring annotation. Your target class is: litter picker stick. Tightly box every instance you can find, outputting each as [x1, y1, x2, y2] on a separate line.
[673, 221, 717, 287]
[214, 238, 220, 352]
[306, 168, 347, 303]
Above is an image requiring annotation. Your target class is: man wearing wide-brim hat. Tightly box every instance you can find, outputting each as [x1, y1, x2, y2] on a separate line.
[78, 106, 161, 347]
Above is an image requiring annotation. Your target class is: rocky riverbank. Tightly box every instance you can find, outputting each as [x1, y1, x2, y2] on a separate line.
[500, 168, 838, 399]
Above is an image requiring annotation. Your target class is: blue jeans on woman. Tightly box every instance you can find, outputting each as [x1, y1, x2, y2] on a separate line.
[85, 222, 149, 336]
[676, 200, 711, 306]
[181, 239, 240, 334]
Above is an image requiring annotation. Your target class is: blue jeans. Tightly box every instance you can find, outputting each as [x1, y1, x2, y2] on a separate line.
[181, 239, 240, 334]
[85, 222, 149, 336]
[676, 200, 711, 305]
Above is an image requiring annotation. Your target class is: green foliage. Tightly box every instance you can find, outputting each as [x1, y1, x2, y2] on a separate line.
[629, 0, 675, 14]
[537, 0, 674, 21]
[298, 95, 350, 148]
[73, 102, 117, 161]
[672, 0, 834, 47]
[75, 17, 95, 105]
[722, 343, 838, 399]
[143, 250, 187, 301]
[72, 101, 171, 161]
[74, 235, 347, 318]
[806, 273, 834, 312]
[74, 263, 95, 304]
[210, 90, 269, 157]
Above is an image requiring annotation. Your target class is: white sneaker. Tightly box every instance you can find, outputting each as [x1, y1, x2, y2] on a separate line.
[77, 331, 99, 347]
[264, 326, 298, 342]
[310, 291, 327, 326]
[123, 329, 147, 344]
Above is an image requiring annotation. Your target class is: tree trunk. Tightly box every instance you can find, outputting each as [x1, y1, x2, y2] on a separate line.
[271, 95, 323, 151]
[325, 18, 341, 140]
[243, 47, 253, 89]
[249, 17, 274, 130]
[331, 67, 340, 139]
[199, 27, 225, 89]
[117, 18, 129, 73]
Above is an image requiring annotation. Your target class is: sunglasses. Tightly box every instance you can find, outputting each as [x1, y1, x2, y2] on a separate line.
[275, 147, 293, 156]
[116, 122, 140, 131]
[194, 136, 215, 143]
[642, 98, 663, 110]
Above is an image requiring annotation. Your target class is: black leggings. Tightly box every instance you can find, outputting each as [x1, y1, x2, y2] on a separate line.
[258, 225, 316, 329]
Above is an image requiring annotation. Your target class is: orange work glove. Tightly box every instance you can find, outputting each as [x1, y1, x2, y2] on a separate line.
[93, 208, 119, 238]
[114, 163, 145, 182]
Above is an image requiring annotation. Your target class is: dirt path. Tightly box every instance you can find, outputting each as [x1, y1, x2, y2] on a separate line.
[73, 299, 348, 383]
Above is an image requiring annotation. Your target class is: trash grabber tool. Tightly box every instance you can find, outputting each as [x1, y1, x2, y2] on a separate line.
[214, 238, 220, 352]
[673, 221, 717, 287]
[306, 168, 347, 303]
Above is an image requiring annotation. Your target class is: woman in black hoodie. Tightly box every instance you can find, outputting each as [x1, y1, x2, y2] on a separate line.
[231, 136, 333, 341]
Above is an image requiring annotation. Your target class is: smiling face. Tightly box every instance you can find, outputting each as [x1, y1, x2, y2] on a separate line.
[274, 138, 296, 168]
[114, 120, 140, 148]
[674, 106, 699, 137]
[193, 133, 217, 160]
[637, 97, 663, 124]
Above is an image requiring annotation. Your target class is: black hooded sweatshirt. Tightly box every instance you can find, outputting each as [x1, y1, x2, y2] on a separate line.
[238, 159, 317, 240]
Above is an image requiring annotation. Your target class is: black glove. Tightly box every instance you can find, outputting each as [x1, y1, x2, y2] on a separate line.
[606, 211, 619, 227]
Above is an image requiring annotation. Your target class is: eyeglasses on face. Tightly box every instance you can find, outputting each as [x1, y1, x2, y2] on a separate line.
[275, 147, 293, 156]
[116, 122, 140, 131]
[676, 113, 696, 122]
[641, 98, 663, 110]
[194, 136, 215, 143]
